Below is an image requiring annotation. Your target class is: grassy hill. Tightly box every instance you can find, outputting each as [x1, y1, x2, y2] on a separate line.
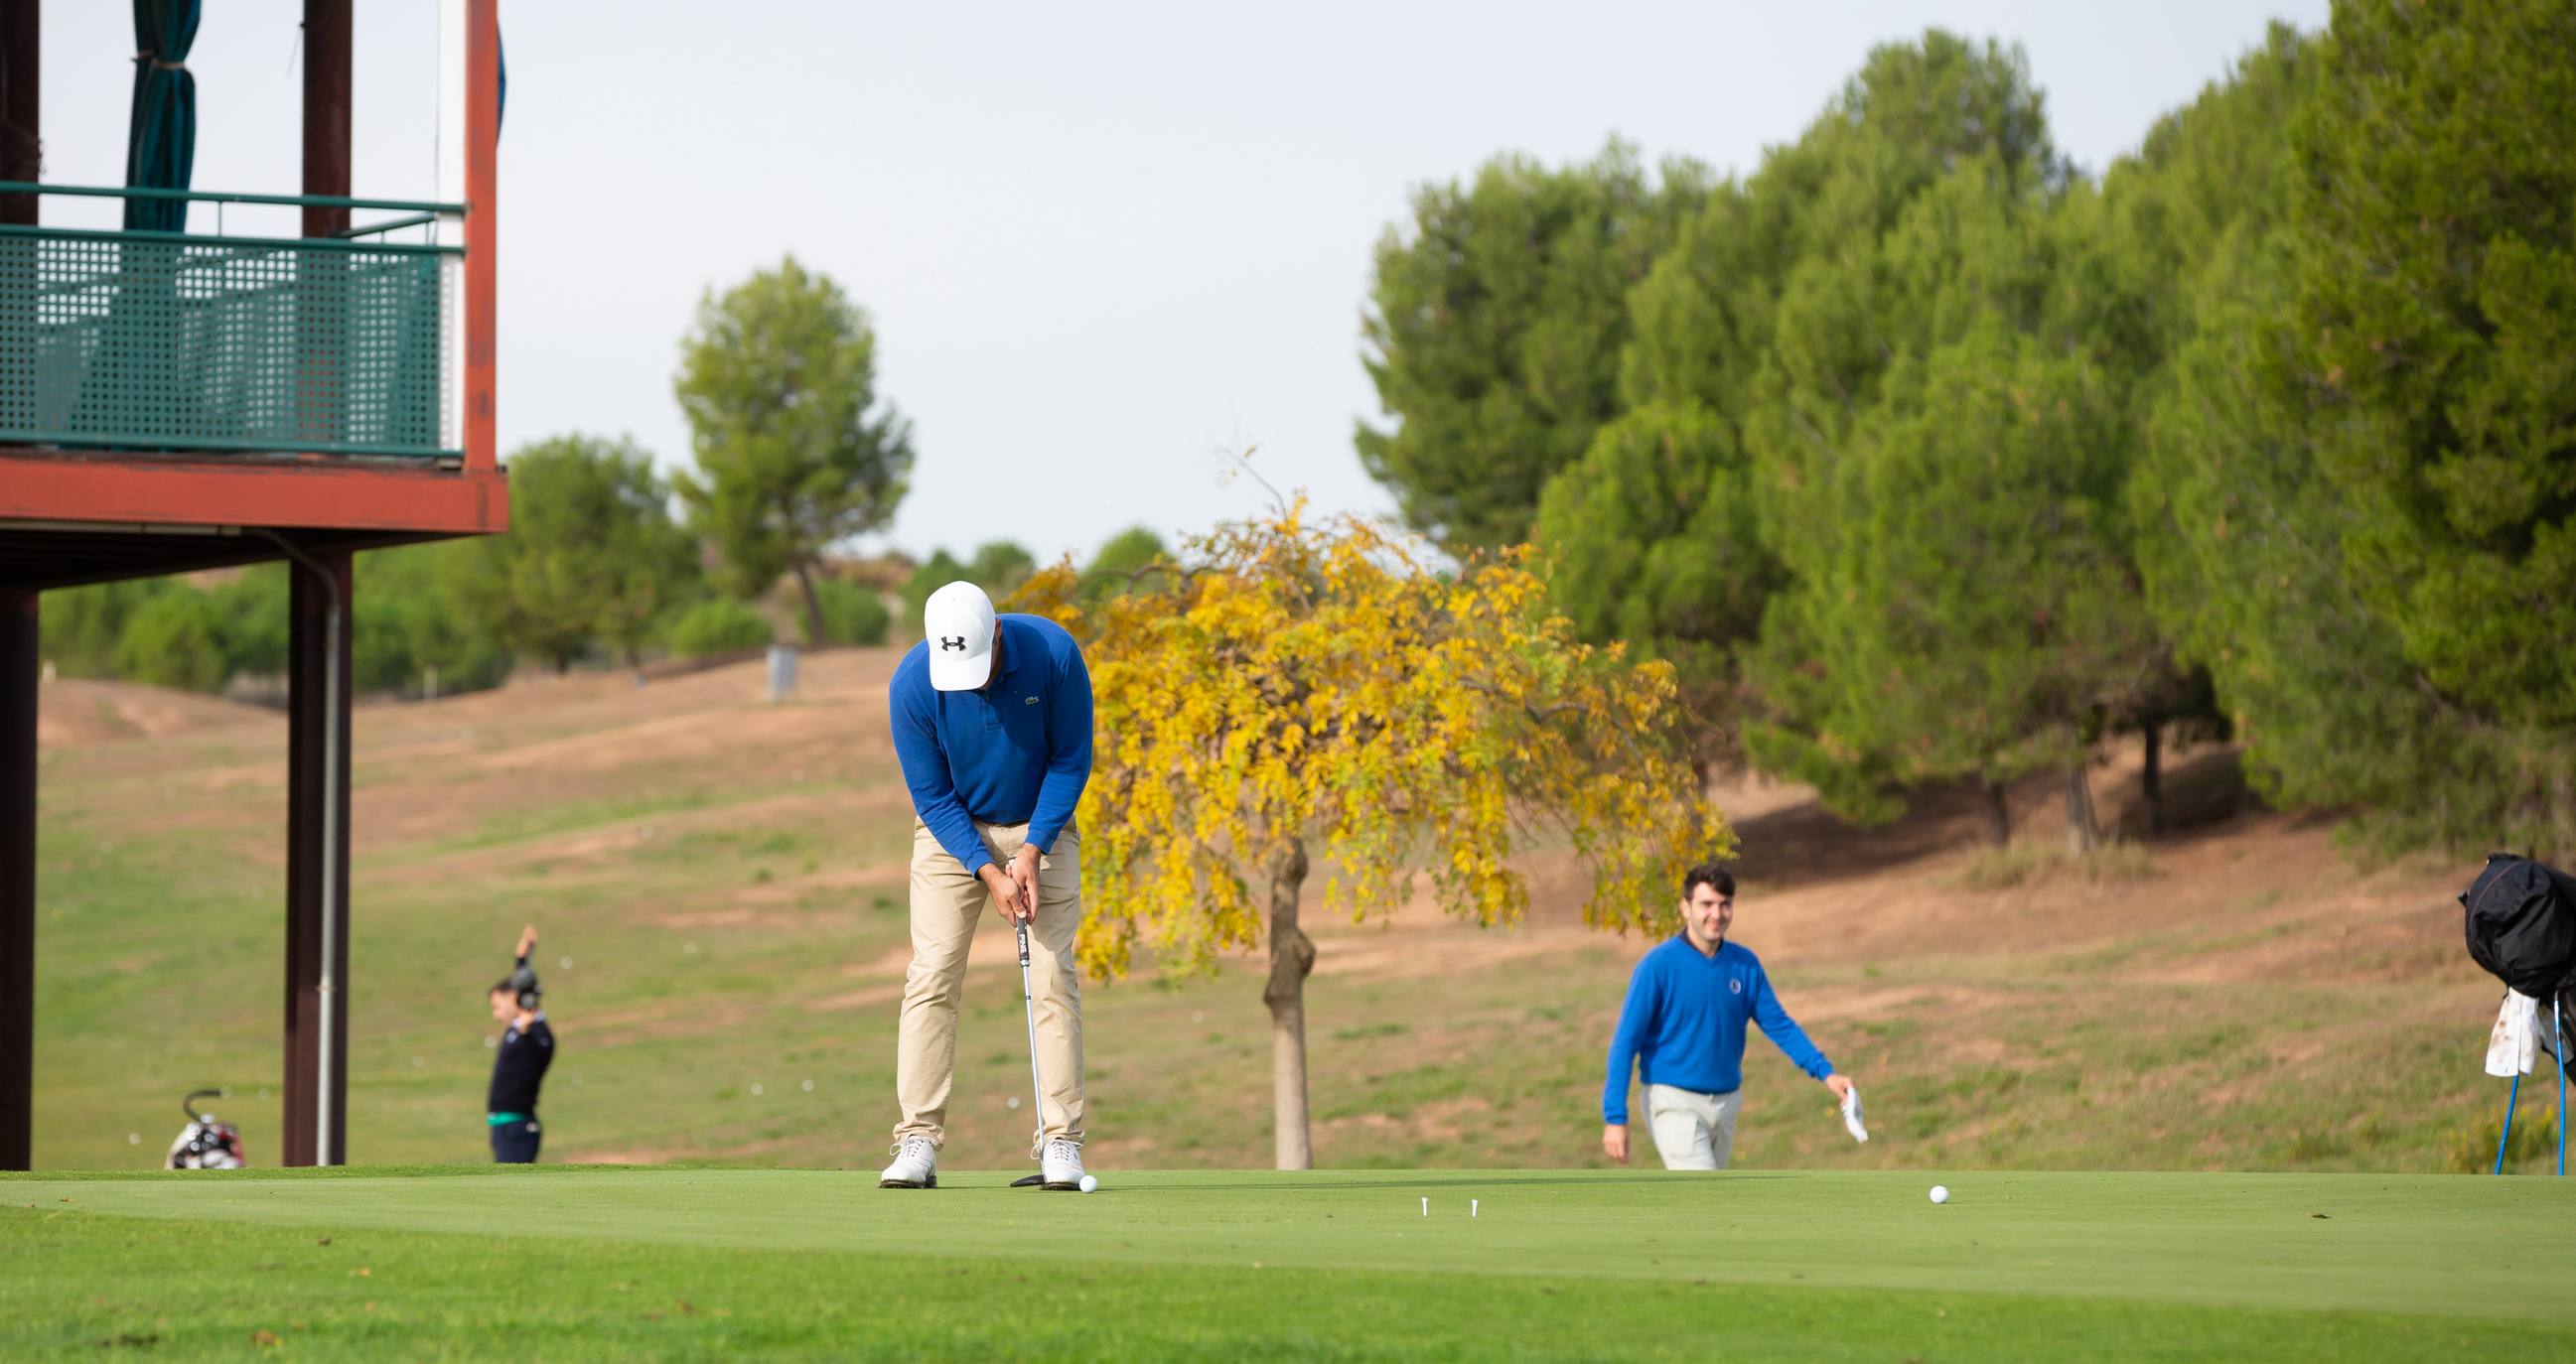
[28, 652, 2539, 1175]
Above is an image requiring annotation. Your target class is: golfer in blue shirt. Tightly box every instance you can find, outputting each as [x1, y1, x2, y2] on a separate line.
[879, 582, 1093, 1191]
[1603, 861, 1853, 1169]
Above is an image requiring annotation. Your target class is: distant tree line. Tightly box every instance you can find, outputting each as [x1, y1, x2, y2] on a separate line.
[1357, 1, 2574, 856]
[43, 254, 1172, 703]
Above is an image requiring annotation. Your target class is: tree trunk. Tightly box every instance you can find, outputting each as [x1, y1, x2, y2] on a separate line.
[792, 561, 828, 648]
[1982, 778, 2012, 848]
[2141, 722, 2163, 838]
[1262, 837, 1317, 1170]
[2065, 760, 2100, 854]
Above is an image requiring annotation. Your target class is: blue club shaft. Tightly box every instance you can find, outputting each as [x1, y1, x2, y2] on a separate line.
[2497, 1071, 2520, 1175]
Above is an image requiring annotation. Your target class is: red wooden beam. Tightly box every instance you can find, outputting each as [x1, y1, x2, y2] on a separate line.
[0, 454, 508, 534]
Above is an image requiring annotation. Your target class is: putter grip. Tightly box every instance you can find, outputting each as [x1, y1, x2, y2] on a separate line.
[1017, 920, 1030, 968]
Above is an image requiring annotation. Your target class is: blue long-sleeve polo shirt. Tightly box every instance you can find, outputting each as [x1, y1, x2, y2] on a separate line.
[889, 614, 1093, 878]
[1602, 935, 1833, 1125]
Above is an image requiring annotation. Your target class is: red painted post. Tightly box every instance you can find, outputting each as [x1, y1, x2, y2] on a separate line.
[463, 0, 498, 476]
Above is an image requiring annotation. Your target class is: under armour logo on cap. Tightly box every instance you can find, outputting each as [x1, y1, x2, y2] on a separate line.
[923, 582, 999, 691]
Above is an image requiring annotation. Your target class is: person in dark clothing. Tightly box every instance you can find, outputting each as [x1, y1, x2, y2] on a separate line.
[487, 923, 554, 1163]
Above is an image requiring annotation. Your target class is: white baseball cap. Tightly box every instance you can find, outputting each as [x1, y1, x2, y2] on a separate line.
[923, 581, 998, 691]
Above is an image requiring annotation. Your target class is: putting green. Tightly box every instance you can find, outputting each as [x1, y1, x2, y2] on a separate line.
[5, 1166, 2572, 1360]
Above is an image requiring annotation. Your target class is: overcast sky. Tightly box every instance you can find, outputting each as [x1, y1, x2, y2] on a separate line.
[41, 1, 2327, 567]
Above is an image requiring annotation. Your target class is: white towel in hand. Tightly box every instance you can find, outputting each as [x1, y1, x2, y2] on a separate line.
[2487, 991, 2540, 1078]
[1840, 1085, 1869, 1144]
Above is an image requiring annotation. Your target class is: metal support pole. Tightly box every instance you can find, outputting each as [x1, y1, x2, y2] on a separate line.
[278, 541, 351, 1166]
[0, 587, 35, 1170]
[2557, 1000, 2566, 1178]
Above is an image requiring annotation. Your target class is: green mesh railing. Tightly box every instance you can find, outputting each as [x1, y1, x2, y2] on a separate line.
[0, 210, 461, 461]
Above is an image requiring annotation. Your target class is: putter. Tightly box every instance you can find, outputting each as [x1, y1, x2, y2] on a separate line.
[1011, 913, 1049, 1187]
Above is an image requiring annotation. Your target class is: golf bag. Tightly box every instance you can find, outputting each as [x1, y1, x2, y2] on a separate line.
[2463, 854, 2573, 1176]
[2462, 852, 2576, 1002]
[165, 1088, 245, 1169]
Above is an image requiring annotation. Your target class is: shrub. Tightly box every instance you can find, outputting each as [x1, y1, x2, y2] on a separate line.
[113, 589, 227, 692]
[2444, 1107, 2560, 1174]
[665, 598, 774, 657]
[207, 565, 290, 679]
[809, 578, 891, 646]
[41, 578, 177, 678]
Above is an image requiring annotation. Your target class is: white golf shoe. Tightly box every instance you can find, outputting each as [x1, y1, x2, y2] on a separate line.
[1040, 1137, 1084, 1191]
[880, 1135, 937, 1189]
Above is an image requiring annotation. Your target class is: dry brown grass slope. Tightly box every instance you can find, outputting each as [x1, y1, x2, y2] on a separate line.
[26, 652, 2524, 1174]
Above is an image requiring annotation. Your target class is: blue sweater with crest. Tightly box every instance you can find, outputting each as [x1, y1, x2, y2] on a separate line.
[1602, 936, 1832, 1125]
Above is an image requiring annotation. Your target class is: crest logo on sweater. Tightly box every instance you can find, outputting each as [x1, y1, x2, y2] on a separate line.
[1729, 979, 1742, 995]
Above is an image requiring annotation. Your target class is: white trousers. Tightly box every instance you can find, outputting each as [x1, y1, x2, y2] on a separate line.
[1646, 1083, 1743, 1170]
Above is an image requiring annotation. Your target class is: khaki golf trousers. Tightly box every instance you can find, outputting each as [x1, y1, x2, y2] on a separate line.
[1646, 1083, 1743, 1170]
[894, 817, 1084, 1149]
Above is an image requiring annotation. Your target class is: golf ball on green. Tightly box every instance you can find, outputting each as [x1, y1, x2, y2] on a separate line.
[1078, 1174, 1098, 1193]
[1929, 1185, 1950, 1204]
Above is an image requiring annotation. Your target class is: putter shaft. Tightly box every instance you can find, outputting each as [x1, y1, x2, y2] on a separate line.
[1017, 917, 1047, 1158]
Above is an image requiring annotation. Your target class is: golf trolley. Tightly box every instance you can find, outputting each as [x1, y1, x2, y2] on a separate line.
[2462, 853, 2573, 1176]
[165, 1088, 246, 1169]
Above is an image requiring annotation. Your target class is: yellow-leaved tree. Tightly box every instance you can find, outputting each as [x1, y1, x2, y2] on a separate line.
[1013, 504, 1724, 1168]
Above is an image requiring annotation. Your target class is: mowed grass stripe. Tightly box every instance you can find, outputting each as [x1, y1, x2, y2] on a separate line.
[4, 1194, 2568, 1362]
[7, 1168, 2571, 1325]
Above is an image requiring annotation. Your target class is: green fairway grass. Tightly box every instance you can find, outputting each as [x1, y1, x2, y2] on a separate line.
[5, 1167, 2571, 1361]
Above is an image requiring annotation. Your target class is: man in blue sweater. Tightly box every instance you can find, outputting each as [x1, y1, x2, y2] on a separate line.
[1602, 861, 1853, 1169]
[880, 581, 1094, 1191]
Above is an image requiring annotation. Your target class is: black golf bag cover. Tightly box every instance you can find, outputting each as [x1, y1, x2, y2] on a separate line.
[2461, 853, 2576, 1000]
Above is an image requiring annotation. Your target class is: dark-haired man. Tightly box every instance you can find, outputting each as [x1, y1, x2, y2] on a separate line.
[487, 923, 553, 1163]
[1602, 862, 1852, 1170]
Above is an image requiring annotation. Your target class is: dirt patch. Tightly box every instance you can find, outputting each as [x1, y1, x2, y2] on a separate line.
[38, 679, 275, 750]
